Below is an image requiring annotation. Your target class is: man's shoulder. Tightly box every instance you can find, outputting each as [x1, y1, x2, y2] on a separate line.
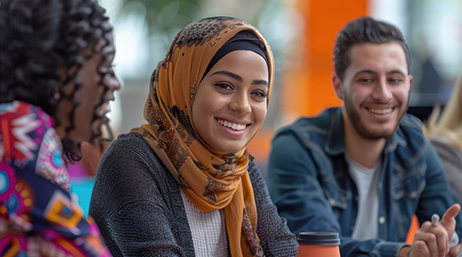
[271, 108, 340, 161]
[395, 113, 426, 143]
[390, 113, 435, 165]
[399, 113, 423, 129]
[276, 107, 338, 138]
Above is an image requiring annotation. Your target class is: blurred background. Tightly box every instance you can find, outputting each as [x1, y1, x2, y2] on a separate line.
[74, 0, 462, 215]
[100, 0, 462, 167]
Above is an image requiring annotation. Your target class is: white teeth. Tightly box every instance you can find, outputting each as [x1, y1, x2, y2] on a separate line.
[217, 119, 246, 131]
[369, 108, 393, 114]
[98, 102, 111, 116]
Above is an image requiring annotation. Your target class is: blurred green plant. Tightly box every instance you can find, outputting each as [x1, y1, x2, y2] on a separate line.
[109, 0, 201, 76]
[121, 0, 200, 37]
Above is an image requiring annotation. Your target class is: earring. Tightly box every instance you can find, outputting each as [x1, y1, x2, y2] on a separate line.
[54, 88, 61, 100]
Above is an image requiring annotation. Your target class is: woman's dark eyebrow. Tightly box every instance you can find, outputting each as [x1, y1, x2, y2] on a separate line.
[211, 70, 243, 82]
[210, 70, 268, 86]
[253, 79, 268, 86]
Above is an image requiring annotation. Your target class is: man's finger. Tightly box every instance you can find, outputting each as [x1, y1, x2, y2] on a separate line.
[414, 231, 438, 256]
[442, 204, 461, 223]
[448, 243, 462, 257]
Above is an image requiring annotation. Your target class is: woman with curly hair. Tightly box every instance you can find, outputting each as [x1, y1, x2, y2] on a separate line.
[89, 16, 298, 257]
[0, 0, 120, 255]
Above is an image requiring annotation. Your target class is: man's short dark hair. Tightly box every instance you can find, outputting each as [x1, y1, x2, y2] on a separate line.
[334, 16, 411, 81]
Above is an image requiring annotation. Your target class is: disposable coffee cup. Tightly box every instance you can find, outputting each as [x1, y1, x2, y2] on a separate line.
[297, 232, 341, 257]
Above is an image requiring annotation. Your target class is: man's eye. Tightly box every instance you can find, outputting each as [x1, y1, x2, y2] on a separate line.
[359, 78, 373, 83]
[389, 78, 403, 83]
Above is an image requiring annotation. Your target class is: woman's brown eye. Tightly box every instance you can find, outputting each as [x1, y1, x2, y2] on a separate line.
[252, 90, 267, 98]
[214, 83, 233, 91]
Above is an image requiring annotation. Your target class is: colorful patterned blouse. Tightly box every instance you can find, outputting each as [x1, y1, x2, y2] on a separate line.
[0, 101, 110, 257]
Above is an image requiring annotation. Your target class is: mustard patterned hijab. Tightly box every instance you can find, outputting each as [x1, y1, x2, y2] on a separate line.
[130, 16, 274, 257]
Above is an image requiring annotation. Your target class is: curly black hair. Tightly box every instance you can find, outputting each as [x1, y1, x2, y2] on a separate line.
[0, 0, 115, 161]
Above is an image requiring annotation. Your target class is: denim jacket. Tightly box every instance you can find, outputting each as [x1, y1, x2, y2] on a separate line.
[267, 107, 462, 257]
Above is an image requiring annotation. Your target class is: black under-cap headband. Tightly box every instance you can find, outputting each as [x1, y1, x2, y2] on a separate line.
[201, 30, 269, 81]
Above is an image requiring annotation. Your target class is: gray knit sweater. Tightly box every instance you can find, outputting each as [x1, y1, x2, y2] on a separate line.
[89, 134, 298, 257]
[429, 136, 462, 202]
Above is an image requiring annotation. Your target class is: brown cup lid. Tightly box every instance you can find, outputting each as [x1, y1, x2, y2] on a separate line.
[297, 232, 341, 246]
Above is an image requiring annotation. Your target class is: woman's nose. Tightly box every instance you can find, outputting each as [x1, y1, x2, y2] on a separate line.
[228, 94, 251, 114]
[110, 71, 122, 91]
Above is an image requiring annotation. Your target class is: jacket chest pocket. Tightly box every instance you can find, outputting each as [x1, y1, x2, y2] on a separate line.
[319, 169, 349, 211]
[392, 162, 426, 200]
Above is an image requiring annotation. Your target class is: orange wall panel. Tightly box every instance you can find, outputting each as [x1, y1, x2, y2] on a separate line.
[282, 0, 369, 117]
[251, 0, 369, 161]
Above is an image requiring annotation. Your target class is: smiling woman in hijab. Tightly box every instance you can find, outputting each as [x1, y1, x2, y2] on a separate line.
[89, 16, 298, 256]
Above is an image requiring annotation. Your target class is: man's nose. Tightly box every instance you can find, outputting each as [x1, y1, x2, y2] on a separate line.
[372, 79, 392, 102]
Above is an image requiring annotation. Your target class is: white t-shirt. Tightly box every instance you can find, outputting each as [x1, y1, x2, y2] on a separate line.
[346, 154, 382, 240]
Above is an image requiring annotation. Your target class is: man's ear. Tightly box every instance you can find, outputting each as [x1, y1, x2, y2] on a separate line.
[332, 73, 344, 100]
[408, 74, 413, 88]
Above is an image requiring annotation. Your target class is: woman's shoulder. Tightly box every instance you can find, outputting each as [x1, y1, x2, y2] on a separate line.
[246, 157, 266, 187]
[99, 133, 164, 174]
[105, 133, 155, 159]
[100, 133, 179, 185]
[0, 101, 71, 188]
[428, 135, 462, 160]
[247, 157, 259, 174]
[110, 133, 148, 148]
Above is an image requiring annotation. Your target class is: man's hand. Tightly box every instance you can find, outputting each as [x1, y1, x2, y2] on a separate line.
[447, 243, 461, 257]
[441, 204, 460, 248]
[398, 204, 460, 257]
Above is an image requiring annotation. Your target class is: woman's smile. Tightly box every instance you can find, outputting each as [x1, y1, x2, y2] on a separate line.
[216, 118, 248, 131]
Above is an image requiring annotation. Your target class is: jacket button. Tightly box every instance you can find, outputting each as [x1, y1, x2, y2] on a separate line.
[379, 216, 386, 224]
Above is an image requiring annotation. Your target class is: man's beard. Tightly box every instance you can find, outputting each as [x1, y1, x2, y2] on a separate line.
[343, 97, 406, 140]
